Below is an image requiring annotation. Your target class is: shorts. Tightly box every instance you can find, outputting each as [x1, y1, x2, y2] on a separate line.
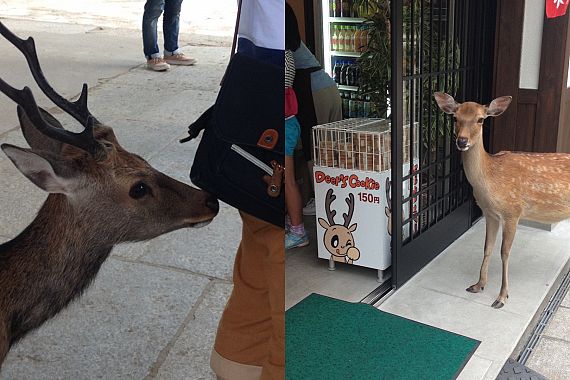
[285, 116, 300, 157]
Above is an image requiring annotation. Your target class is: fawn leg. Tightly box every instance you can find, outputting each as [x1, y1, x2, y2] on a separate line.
[492, 218, 518, 309]
[467, 214, 499, 293]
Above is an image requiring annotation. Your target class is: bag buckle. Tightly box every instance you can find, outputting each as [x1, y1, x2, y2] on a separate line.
[263, 161, 284, 198]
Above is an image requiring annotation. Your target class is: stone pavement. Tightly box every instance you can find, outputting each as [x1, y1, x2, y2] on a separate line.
[525, 281, 570, 379]
[0, 3, 239, 378]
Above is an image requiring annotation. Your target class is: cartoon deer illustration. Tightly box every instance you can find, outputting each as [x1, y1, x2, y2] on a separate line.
[0, 22, 219, 366]
[318, 189, 360, 264]
[434, 92, 570, 308]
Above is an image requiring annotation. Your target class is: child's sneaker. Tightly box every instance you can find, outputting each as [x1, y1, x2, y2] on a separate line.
[285, 231, 309, 250]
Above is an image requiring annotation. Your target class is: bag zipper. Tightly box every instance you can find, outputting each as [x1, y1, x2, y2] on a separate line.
[231, 144, 274, 176]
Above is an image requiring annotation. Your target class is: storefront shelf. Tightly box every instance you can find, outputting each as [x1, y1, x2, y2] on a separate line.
[328, 17, 367, 23]
[331, 50, 362, 57]
[338, 84, 358, 91]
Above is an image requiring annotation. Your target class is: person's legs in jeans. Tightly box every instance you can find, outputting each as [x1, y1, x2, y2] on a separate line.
[162, 0, 196, 65]
[142, 0, 165, 59]
[211, 212, 284, 380]
[163, 0, 183, 55]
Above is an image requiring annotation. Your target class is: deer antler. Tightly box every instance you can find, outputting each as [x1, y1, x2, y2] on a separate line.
[0, 80, 100, 155]
[343, 193, 355, 227]
[0, 21, 103, 157]
[324, 189, 337, 225]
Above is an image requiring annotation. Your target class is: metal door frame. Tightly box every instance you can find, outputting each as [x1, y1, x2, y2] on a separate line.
[390, 0, 497, 288]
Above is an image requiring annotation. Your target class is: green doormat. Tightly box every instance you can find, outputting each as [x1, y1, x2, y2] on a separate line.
[286, 294, 479, 380]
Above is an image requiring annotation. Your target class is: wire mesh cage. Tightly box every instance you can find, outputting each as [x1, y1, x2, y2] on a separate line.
[312, 118, 419, 172]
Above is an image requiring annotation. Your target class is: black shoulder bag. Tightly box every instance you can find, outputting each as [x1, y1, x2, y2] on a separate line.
[180, 0, 284, 227]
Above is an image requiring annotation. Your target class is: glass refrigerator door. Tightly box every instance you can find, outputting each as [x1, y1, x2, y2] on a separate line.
[322, 0, 370, 119]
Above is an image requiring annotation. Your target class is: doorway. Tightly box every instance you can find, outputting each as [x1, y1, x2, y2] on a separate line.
[391, 0, 497, 287]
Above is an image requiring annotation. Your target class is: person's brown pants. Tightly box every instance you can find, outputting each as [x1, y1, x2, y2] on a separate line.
[211, 212, 284, 380]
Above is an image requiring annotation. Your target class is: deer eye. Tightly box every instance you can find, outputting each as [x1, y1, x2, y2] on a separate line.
[477, 118, 484, 124]
[129, 182, 151, 199]
[346, 241, 352, 246]
[331, 235, 339, 248]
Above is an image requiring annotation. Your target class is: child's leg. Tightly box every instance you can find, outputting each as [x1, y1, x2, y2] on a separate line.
[285, 155, 303, 226]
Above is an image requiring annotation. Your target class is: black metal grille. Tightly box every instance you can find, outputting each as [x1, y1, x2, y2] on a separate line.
[391, 0, 496, 287]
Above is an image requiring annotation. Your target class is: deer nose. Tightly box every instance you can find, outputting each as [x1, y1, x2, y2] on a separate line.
[206, 196, 219, 214]
[456, 137, 469, 148]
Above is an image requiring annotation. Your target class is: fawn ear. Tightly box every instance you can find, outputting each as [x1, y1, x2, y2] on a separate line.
[348, 223, 358, 232]
[18, 105, 64, 154]
[1, 144, 77, 194]
[318, 218, 330, 229]
[434, 92, 459, 114]
[486, 96, 512, 117]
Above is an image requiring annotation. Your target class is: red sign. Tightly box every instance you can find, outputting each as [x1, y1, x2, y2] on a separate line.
[547, 0, 569, 18]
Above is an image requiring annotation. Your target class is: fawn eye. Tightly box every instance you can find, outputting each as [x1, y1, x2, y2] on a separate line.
[477, 118, 484, 124]
[331, 235, 339, 248]
[129, 182, 151, 199]
[346, 240, 352, 246]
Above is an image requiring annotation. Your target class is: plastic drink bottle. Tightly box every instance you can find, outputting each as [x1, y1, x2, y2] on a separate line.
[331, 25, 338, 51]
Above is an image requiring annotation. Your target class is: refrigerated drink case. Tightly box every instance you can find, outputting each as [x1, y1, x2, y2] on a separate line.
[322, 0, 373, 119]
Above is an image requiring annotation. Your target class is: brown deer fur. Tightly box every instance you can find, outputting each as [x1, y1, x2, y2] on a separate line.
[435, 92, 570, 308]
[0, 110, 218, 366]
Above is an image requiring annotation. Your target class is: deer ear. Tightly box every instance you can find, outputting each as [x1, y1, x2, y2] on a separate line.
[434, 92, 459, 114]
[17, 106, 64, 154]
[318, 218, 330, 229]
[348, 223, 358, 232]
[1, 144, 76, 194]
[485, 96, 512, 117]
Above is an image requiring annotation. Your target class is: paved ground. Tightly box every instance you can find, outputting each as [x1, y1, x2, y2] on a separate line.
[289, 216, 570, 380]
[525, 283, 570, 379]
[2, 2, 569, 380]
[0, 2, 238, 378]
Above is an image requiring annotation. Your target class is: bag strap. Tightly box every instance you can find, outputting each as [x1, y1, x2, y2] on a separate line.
[231, 0, 243, 58]
[220, 0, 243, 86]
[182, 0, 243, 143]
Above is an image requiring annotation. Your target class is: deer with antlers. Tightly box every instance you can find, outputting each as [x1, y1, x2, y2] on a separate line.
[0, 22, 219, 366]
[318, 189, 361, 264]
[434, 92, 570, 308]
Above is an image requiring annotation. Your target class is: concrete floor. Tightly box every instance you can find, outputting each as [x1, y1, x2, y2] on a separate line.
[2, 1, 570, 379]
[286, 216, 384, 310]
[288, 214, 570, 379]
[379, 219, 570, 380]
[525, 285, 570, 379]
[0, 2, 238, 378]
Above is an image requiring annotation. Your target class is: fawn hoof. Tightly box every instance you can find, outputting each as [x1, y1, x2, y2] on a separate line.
[466, 284, 484, 293]
[491, 299, 505, 309]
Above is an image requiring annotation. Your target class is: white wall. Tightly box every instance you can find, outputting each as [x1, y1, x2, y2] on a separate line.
[519, 0, 545, 89]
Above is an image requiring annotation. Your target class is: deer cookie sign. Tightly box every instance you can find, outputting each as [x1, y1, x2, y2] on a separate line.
[314, 166, 393, 270]
[318, 189, 361, 264]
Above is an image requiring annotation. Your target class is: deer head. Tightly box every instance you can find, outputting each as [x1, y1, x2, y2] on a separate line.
[0, 22, 219, 245]
[318, 189, 360, 263]
[433, 92, 512, 152]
